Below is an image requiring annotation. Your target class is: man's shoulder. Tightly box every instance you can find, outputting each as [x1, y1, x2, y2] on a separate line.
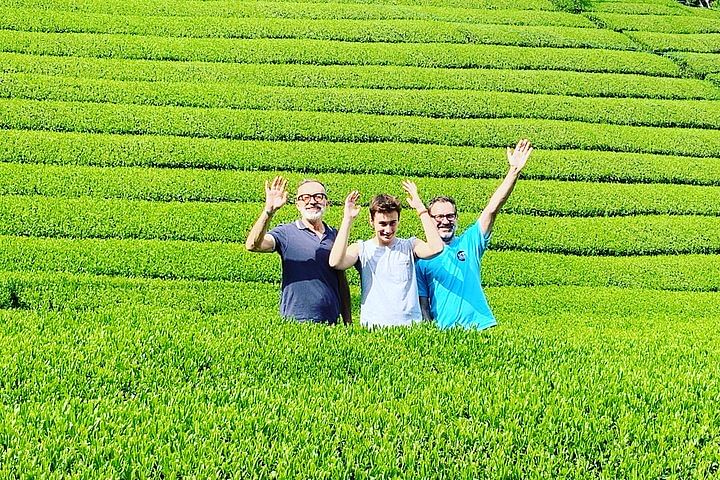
[458, 220, 481, 239]
[324, 222, 339, 236]
[394, 237, 418, 253]
[269, 220, 298, 233]
[268, 221, 304, 247]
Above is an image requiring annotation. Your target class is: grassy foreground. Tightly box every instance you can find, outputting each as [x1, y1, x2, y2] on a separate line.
[1, 0, 720, 476]
[2, 302, 720, 478]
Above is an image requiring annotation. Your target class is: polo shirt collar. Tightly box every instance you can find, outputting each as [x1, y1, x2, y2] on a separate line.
[295, 220, 329, 237]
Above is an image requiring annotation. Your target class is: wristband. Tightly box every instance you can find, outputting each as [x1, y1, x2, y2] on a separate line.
[265, 209, 274, 217]
[417, 209, 429, 216]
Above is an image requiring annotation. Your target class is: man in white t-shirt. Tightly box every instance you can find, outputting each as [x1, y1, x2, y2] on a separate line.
[329, 181, 444, 328]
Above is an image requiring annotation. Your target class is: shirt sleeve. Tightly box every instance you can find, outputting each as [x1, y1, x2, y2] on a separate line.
[267, 223, 287, 255]
[408, 236, 418, 257]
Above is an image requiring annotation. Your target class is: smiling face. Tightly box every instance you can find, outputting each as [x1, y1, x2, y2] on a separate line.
[429, 200, 457, 243]
[295, 181, 327, 222]
[371, 211, 400, 246]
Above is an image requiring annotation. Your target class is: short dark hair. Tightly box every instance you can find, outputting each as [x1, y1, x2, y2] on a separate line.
[369, 194, 401, 221]
[427, 196, 457, 213]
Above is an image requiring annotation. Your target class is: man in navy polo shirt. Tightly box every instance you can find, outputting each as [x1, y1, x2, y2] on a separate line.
[245, 176, 351, 324]
[416, 139, 533, 330]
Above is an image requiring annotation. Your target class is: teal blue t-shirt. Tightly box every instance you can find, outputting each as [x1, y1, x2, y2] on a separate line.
[416, 220, 496, 330]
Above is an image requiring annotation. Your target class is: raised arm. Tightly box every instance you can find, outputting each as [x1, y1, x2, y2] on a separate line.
[245, 176, 288, 252]
[329, 191, 361, 270]
[403, 180, 444, 259]
[479, 139, 533, 236]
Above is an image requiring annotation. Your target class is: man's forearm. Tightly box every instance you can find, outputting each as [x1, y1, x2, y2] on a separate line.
[245, 209, 274, 251]
[418, 209, 444, 253]
[329, 217, 353, 268]
[485, 167, 521, 215]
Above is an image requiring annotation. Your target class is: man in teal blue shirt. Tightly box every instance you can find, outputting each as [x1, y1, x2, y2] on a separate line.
[416, 139, 533, 329]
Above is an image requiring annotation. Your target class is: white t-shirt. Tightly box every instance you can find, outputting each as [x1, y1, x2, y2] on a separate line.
[357, 237, 421, 328]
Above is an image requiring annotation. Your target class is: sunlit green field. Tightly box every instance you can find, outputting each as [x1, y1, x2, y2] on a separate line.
[1, 0, 719, 476]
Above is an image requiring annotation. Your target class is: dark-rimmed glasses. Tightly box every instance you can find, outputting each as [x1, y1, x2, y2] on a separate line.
[296, 193, 327, 203]
[430, 213, 457, 221]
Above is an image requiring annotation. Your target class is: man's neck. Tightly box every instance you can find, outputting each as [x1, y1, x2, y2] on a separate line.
[302, 217, 325, 234]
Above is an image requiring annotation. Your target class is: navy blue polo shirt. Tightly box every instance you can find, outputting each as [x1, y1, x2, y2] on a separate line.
[268, 220, 341, 324]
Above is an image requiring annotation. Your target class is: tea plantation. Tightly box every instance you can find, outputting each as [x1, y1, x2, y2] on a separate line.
[0, 0, 719, 477]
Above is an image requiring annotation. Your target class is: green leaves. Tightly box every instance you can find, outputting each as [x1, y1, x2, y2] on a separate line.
[5, 73, 720, 128]
[0, 0, 720, 476]
[0, 30, 681, 74]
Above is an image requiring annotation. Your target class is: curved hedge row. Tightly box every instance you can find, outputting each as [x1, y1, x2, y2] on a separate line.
[628, 32, 720, 53]
[0, 1, 561, 18]
[3, 53, 714, 99]
[0, 31, 682, 75]
[0, 195, 717, 255]
[0, 234, 717, 290]
[3, 98, 720, 157]
[2, 270, 719, 318]
[1, 163, 719, 216]
[0, 14, 635, 49]
[5, 73, 720, 128]
[589, 3, 686, 15]
[3, 130, 720, 185]
[667, 52, 720, 76]
[589, 13, 720, 34]
[0, 0, 558, 12]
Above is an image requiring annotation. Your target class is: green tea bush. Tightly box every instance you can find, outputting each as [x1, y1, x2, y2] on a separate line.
[2, 303, 720, 477]
[0, 231, 719, 288]
[0, 12, 634, 49]
[0, 0, 559, 18]
[5, 73, 720, 128]
[588, 13, 720, 33]
[4, 270, 720, 320]
[0, 0, 558, 13]
[4, 98, 720, 157]
[628, 31, 720, 53]
[0, 0, 719, 476]
[0, 195, 719, 255]
[1, 163, 719, 216]
[3, 129, 720, 185]
[667, 51, 720, 75]
[3, 52, 715, 99]
[0, 6, 589, 26]
[590, 2, 686, 14]
[0, 30, 681, 75]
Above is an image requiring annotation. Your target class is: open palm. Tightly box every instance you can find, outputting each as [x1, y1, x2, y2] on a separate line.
[265, 176, 288, 212]
[344, 191, 361, 219]
[507, 139, 533, 171]
[402, 180, 424, 211]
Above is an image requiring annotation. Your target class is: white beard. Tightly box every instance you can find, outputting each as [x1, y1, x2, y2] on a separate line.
[302, 207, 325, 222]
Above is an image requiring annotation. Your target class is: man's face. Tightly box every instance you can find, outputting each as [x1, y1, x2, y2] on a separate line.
[295, 182, 327, 222]
[429, 201, 457, 243]
[371, 211, 399, 246]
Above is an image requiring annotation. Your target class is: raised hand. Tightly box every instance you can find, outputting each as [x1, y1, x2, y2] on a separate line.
[402, 180, 424, 211]
[264, 176, 288, 213]
[343, 190, 361, 219]
[507, 139, 533, 172]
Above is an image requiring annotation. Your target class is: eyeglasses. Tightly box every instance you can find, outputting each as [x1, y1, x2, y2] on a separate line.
[430, 213, 457, 221]
[296, 192, 327, 203]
